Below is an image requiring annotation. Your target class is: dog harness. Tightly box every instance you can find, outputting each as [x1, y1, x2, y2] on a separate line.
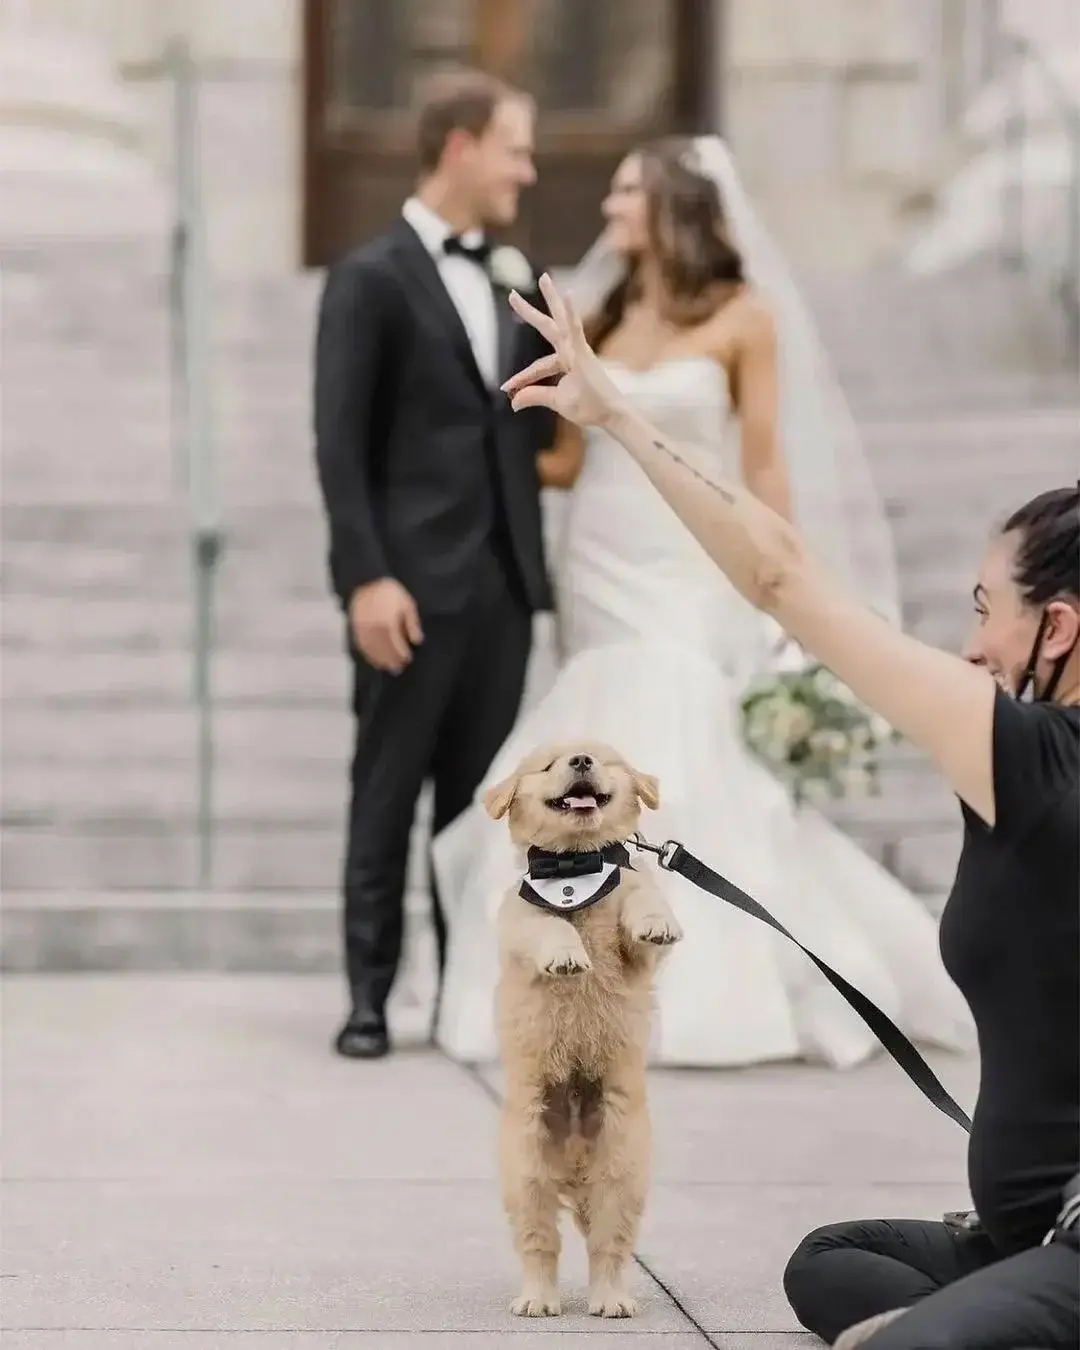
[519, 842, 633, 915]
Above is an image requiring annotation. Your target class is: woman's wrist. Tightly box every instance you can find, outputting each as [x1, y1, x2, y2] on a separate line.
[595, 399, 644, 438]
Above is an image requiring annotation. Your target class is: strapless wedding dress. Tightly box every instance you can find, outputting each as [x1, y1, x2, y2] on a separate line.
[432, 356, 974, 1067]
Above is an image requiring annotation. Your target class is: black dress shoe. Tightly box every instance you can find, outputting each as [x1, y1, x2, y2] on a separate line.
[334, 1010, 390, 1060]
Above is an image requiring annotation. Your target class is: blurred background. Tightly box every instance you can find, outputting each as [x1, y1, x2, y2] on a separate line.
[1, 0, 1078, 1013]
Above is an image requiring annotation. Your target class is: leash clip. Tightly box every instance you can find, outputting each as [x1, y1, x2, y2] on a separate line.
[629, 833, 681, 870]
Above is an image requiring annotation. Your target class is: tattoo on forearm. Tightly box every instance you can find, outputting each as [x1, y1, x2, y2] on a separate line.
[652, 440, 737, 504]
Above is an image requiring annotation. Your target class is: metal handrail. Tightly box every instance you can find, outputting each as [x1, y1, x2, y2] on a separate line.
[998, 30, 1080, 347]
[166, 38, 223, 888]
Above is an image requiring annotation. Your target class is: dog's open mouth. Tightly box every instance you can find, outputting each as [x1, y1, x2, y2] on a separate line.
[546, 781, 612, 815]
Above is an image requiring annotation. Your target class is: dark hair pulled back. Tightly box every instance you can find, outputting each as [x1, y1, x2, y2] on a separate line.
[1002, 486, 1080, 605]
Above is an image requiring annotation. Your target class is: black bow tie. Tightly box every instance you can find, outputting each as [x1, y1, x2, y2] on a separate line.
[527, 842, 632, 881]
[444, 234, 491, 266]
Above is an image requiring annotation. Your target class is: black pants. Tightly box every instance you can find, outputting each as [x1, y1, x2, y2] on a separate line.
[784, 1217, 1079, 1348]
[342, 546, 532, 1014]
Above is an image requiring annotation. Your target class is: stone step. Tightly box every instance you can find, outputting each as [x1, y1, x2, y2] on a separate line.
[4, 481, 1070, 555]
[803, 261, 1079, 376]
[0, 701, 942, 770]
[6, 253, 1076, 408]
[0, 738, 950, 817]
[0, 823, 344, 891]
[3, 471, 1073, 591]
[0, 705, 348, 762]
[0, 795, 435, 893]
[0, 558, 1047, 621]
[7, 370, 1074, 441]
[0, 875, 953, 975]
[0, 649, 349, 705]
[0, 594, 342, 654]
[1, 818, 959, 896]
[0, 804, 957, 973]
[2, 430, 1073, 517]
[6, 394, 1077, 448]
[0, 887, 438, 982]
[0, 761, 959, 896]
[0, 595, 1003, 707]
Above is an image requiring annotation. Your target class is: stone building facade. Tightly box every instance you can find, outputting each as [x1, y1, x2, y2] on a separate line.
[0, 1, 1072, 273]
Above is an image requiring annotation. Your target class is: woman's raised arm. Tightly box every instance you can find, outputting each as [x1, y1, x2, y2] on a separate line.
[504, 276, 999, 824]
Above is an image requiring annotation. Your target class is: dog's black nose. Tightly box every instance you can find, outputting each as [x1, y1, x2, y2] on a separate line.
[568, 754, 594, 773]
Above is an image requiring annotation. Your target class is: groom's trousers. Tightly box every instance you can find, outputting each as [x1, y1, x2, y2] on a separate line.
[342, 544, 532, 1016]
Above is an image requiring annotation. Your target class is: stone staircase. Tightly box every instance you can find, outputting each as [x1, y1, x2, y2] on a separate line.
[2, 241, 1077, 972]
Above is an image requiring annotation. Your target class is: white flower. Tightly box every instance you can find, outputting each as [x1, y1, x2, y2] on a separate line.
[488, 245, 534, 291]
[809, 728, 849, 759]
[773, 703, 814, 746]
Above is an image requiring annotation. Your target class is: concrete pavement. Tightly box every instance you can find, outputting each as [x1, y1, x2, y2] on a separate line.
[1, 974, 979, 1347]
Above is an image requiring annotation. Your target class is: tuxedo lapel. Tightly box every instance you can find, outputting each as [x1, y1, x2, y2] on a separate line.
[390, 219, 488, 397]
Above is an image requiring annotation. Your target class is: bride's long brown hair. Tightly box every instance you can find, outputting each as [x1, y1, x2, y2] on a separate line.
[587, 137, 746, 352]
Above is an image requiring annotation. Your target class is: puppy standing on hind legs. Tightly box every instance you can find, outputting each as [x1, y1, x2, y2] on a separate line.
[484, 742, 682, 1318]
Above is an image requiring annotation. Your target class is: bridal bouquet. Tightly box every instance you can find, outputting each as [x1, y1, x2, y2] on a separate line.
[740, 638, 897, 806]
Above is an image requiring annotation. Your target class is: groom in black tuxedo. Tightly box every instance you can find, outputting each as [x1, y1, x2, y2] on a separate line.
[314, 70, 554, 1059]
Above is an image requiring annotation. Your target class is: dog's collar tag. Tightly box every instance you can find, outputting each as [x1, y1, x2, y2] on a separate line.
[519, 844, 631, 915]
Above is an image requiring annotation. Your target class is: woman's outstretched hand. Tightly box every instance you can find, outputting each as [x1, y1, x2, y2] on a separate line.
[502, 274, 626, 428]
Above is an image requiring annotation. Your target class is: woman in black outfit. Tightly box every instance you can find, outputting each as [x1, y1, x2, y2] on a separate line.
[500, 275, 1080, 1350]
[782, 486, 1080, 1349]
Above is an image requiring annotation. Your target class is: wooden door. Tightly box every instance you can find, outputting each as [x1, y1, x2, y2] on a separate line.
[302, 0, 717, 267]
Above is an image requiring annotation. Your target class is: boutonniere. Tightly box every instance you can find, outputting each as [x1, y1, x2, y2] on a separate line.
[488, 245, 534, 292]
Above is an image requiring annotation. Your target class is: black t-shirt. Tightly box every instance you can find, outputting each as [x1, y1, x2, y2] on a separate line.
[939, 689, 1080, 1255]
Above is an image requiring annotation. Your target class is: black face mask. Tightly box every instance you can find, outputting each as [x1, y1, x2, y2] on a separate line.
[1014, 608, 1077, 703]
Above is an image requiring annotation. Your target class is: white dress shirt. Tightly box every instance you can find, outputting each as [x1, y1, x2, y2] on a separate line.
[402, 196, 499, 387]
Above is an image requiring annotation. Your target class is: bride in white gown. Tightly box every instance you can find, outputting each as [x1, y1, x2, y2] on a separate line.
[432, 136, 973, 1067]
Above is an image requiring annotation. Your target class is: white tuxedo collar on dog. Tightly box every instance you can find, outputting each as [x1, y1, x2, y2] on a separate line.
[519, 843, 632, 916]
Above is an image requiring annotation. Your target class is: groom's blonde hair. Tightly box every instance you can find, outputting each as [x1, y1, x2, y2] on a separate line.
[415, 69, 531, 174]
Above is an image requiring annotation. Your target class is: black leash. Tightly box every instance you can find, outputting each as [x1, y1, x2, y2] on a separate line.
[629, 834, 972, 1133]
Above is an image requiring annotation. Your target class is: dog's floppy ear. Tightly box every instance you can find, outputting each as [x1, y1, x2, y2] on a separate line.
[631, 768, 661, 810]
[483, 771, 520, 820]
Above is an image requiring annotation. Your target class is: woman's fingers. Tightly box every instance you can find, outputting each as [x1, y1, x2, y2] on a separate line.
[562, 291, 589, 349]
[538, 272, 566, 324]
[510, 384, 558, 412]
[501, 353, 563, 394]
[508, 289, 559, 346]
[538, 272, 571, 335]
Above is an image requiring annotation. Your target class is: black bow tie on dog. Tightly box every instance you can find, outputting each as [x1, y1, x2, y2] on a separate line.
[444, 234, 491, 266]
[520, 842, 633, 915]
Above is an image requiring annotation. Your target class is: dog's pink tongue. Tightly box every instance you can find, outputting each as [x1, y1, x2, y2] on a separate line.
[566, 795, 597, 810]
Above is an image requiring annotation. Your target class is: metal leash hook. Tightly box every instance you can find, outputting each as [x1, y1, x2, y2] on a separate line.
[628, 833, 682, 870]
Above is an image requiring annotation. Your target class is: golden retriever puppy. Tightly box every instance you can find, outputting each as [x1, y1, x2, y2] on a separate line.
[483, 742, 683, 1319]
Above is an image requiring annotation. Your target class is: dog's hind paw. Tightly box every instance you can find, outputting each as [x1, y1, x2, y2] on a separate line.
[511, 1289, 561, 1317]
[588, 1287, 637, 1318]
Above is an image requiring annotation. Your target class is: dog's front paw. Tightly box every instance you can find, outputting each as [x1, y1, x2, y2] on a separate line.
[588, 1286, 637, 1318]
[511, 1287, 561, 1317]
[628, 912, 683, 946]
[536, 934, 592, 977]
